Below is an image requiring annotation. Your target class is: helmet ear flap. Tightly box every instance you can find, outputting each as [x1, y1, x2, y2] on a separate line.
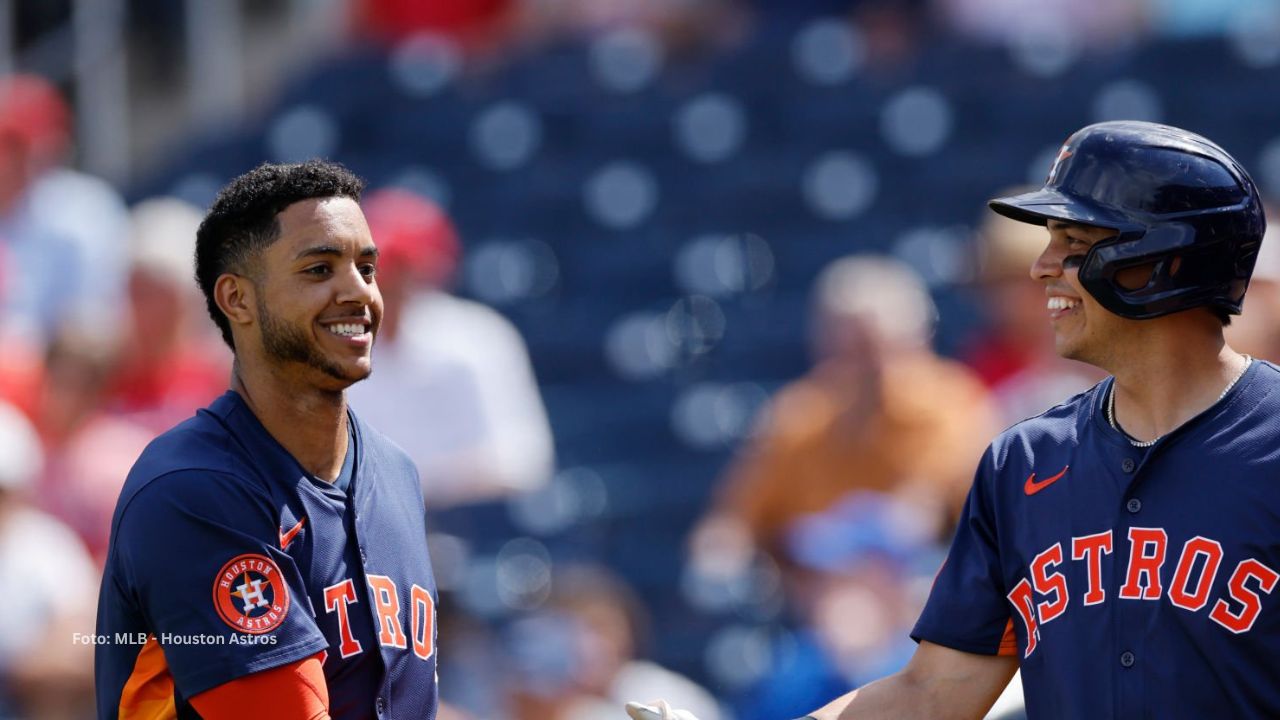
[1080, 222, 1243, 318]
[1112, 257, 1172, 292]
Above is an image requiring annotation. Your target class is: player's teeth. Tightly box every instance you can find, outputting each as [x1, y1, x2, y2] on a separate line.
[328, 323, 366, 337]
[1047, 297, 1080, 311]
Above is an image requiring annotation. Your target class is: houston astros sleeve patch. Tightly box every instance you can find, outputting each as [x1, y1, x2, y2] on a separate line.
[213, 554, 291, 634]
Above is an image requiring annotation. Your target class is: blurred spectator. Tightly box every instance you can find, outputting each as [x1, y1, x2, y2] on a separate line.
[689, 255, 997, 578]
[0, 239, 41, 418]
[936, 0, 1145, 46]
[101, 197, 230, 432]
[747, 491, 1027, 719]
[0, 343, 40, 421]
[354, 0, 515, 47]
[750, 0, 930, 72]
[960, 196, 1102, 425]
[436, 606, 507, 719]
[732, 491, 941, 719]
[32, 329, 120, 450]
[504, 564, 723, 720]
[0, 399, 97, 719]
[29, 329, 146, 564]
[346, 188, 555, 507]
[40, 413, 154, 566]
[1227, 205, 1280, 363]
[32, 198, 229, 564]
[0, 74, 129, 350]
[851, 0, 930, 71]
[514, 0, 739, 53]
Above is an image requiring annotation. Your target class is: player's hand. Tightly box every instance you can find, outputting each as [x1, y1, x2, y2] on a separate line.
[625, 700, 701, 720]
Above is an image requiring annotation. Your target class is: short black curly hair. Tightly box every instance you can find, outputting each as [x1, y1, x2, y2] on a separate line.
[195, 160, 365, 350]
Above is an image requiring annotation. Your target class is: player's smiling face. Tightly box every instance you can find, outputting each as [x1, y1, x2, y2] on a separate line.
[252, 196, 383, 388]
[1031, 220, 1123, 363]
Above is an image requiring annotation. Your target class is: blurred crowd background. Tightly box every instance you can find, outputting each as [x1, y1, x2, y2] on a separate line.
[3, 0, 1280, 718]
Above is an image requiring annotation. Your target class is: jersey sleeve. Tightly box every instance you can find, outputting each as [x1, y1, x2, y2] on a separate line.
[111, 470, 329, 697]
[911, 448, 1014, 655]
[189, 653, 329, 720]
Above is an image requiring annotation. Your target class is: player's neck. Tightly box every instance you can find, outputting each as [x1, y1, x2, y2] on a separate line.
[1107, 323, 1244, 443]
[230, 359, 350, 481]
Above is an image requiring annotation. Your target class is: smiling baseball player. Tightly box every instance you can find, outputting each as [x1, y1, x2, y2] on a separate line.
[95, 161, 438, 719]
[631, 121, 1280, 719]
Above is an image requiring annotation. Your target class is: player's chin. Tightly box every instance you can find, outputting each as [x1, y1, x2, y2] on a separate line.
[1053, 333, 1090, 363]
[315, 357, 372, 389]
[350, 364, 373, 384]
[338, 359, 373, 384]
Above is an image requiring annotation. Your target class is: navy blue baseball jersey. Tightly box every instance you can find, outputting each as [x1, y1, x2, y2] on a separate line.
[95, 390, 438, 719]
[914, 360, 1280, 719]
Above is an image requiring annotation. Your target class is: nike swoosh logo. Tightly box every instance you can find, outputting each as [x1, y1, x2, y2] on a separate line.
[1024, 466, 1069, 496]
[279, 517, 306, 550]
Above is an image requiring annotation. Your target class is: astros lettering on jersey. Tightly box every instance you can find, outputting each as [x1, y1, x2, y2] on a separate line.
[95, 391, 439, 719]
[913, 362, 1280, 718]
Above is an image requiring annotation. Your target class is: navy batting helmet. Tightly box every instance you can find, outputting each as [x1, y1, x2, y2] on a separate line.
[989, 121, 1266, 320]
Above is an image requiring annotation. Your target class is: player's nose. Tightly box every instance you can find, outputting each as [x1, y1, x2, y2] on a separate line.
[1031, 243, 1063, 282]
[335, 262, 377, 307]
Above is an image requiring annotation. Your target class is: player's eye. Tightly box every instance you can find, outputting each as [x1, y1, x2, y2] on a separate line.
[304, 264, 332, 276]
[359, 263, 377, 278]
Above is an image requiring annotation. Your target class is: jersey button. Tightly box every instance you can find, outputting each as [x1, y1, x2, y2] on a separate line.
[1121, 458, 1136, 473]
[1126, 498, 1142, 513]
[376, 697, 386, 715]
[360, 547, 368, 563]
[1120, 651, 1135, 668]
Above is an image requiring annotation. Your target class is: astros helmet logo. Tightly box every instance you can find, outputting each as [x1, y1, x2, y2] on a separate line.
[212, 554, 290, 634]
[1047, 140, 1074, 184]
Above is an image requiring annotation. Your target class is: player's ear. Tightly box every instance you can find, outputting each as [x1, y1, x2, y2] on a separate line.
[215, 273, 256, 330]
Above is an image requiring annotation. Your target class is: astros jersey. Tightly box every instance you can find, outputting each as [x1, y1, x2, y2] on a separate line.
[914, 360, 1280, 719]
[95, 390, 438, 719]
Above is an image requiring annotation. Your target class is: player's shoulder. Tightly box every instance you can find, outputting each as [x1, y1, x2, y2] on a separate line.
[1223, 358, 1280, 418]
[108, 394, 291, 561]
[1247, 358, 1280, 391]
[116, 392, 273, 517]
[128, 393, 256, 479]
[985, 379, 1107, 466]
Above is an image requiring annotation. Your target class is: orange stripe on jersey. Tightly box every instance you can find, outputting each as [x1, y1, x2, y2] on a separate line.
[997, 617, 1018, 657]
[119, 635, 177, 719]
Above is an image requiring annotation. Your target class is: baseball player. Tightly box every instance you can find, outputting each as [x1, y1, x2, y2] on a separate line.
[630, 121, 1278, 719]
[95, 161, 438, 719]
